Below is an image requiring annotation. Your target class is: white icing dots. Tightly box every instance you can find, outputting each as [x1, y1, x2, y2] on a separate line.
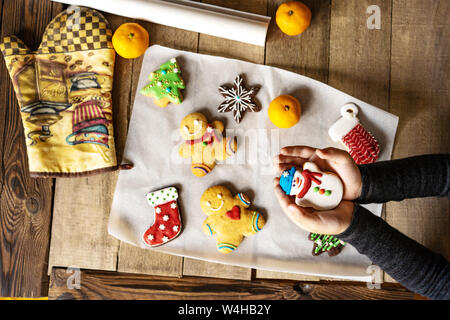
[159, 224, 165, 230]
[163, 215, 169, 221]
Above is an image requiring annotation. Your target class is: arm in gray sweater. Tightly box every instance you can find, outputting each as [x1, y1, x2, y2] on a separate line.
[336, 154, 450, 300]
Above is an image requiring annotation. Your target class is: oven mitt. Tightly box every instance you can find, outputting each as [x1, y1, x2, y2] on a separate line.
[0, 6, 117, 177]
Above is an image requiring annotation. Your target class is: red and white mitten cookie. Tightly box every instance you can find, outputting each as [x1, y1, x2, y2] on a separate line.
[143, 187, 182, 247]
[328, 103, 380, 164]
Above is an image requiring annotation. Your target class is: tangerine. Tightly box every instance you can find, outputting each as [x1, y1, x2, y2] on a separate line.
[268, 94, 301, 128]
[112, 23, 149, 59]
[275, 1, 312, 36]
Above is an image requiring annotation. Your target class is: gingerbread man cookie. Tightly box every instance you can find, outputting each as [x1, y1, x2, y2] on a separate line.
[200, 185, 265, 254]
[179, 112, 237, 177]
[279, 162, 343, 211]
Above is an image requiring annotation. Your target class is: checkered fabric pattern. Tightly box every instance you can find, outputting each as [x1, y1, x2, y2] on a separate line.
[37, 6, 113, 54]
[0, 36, 32, 56]
[0, 6, 113, 57]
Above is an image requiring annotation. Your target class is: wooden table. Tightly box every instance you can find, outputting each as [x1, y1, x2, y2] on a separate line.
[0, 0, 448, 300]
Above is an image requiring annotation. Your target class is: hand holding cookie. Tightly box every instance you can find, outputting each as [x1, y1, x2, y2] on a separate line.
[274, 179, 354, 235]
[274, 146, 362, 201]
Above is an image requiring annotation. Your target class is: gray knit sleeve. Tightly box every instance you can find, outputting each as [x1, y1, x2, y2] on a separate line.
[356, 154, 450, 204]
[336, 204, 450, 300]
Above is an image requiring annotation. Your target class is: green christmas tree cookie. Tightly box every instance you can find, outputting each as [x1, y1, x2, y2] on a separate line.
[309, 233, 346, 256]
[140, 58, 185, 107]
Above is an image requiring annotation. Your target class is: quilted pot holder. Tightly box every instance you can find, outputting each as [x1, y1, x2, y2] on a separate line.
[0, 6, 117, 177]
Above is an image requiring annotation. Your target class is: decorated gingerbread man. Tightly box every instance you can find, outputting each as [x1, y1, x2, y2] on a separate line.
[179, 112, 237, 177]
[200, 185, 265, 254]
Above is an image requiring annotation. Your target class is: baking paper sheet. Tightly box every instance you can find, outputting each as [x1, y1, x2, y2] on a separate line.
[108, 45, 399, 282]
[52, 0, 271, 46]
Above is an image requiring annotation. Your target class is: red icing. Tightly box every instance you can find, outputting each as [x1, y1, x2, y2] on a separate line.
[296, 170, 323, 199]
[342, 124, 380, 164]
[226, 206, 241, 220]
[185, 124, 221, 146]
[143, 200, 182, 246]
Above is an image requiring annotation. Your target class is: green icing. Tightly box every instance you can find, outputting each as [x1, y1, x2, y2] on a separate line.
[140, 58, 185, 104]
[310, 233, 345, 253]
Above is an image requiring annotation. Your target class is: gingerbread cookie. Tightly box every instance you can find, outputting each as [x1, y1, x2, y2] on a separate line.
[200, 185, 265, 254]
[309, 233, 345, 256]
[218, 75, 260, 124]
[328, 103, 380, 164]
[280, 162, 343, 211]
[140, 58, 185, 107]
[178, 112, 237, 177]
[143, 187, 182, 247]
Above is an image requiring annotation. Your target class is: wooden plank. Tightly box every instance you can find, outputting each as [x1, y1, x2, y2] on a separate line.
[182, 0, 267, 281]
[48, 267, 415, 300]
[114, 20, 199, 277]
[327, 0, 392, 283]
[47, 12, 132, 274]
[48, 174, 120, 272]
[256, 0, 332, 282]
[264, 0, 331, 81]
[182, 259, 252, 280]
[385, 0, 450, 281]
[0, 0, 62, 298]
[328, 0, 391, 109]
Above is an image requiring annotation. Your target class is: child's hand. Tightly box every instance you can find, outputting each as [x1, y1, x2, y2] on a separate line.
[273, 146, 362, 200]
[274, 177, 355, 234]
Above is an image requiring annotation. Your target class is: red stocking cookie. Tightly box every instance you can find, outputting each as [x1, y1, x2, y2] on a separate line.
[328, 103, 380, 164]
[143, 187, 182, 247]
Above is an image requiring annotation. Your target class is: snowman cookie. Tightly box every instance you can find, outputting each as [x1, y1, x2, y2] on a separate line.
[279, 162, 343, 211]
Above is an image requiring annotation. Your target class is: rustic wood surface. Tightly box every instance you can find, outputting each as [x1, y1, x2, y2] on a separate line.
[0, 0, 62, 298]
[48, 267, 416, 300]
[0, 0, 448, 299]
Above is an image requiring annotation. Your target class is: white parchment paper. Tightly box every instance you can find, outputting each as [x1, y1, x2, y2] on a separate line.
[108, 45, 399, 282]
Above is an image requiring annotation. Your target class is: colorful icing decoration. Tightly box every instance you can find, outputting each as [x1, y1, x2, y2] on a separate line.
[178, 112, 237, 177]
[200, 185, 265, 254]
[143, 187, 182, 247]
[140, 58, 185, 107]
[218, 75, 260, 124]
[328, 103, 380, 164]
[309, 233, 346, 256]
[279, 162, 343, 211]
